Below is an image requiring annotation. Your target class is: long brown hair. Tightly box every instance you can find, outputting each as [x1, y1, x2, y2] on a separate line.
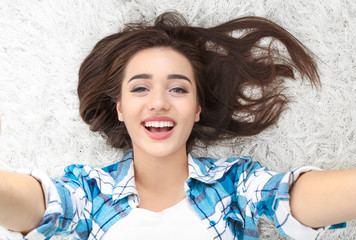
[78, 12, 319, 152]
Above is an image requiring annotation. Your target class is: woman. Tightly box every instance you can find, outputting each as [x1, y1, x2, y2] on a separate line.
[0, 12, 355, 240]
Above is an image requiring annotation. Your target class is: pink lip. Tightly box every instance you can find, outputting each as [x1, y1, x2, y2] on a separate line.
[142, 116, 176, 140]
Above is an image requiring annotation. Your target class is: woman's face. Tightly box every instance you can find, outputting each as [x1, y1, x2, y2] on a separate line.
[117, 47, 201, 158]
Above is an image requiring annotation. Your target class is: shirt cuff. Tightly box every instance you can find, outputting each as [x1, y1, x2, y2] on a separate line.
[0, 169, 63, 240]
[273, 166, 346, 240]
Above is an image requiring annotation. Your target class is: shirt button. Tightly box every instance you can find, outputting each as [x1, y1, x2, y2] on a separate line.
[210, 220, 216, 226]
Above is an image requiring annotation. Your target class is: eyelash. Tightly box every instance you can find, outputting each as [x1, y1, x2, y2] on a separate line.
[130, 87, 188, 93]
[130, 87, 147, 93]
[170, 87, 188, 93]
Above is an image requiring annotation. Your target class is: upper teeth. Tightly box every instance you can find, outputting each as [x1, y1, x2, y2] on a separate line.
[144, 121, 174, 128]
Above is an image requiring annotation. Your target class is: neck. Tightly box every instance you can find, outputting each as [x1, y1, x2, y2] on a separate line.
[133, 147, 189, 190]
[132, 146, 189, 211]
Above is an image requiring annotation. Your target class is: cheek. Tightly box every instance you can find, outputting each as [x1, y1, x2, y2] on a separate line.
[118, 96, 146, 121]
[179, 98, 199, 119]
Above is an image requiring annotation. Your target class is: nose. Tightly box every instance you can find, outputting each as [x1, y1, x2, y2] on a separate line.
[147, 88, 170, 112]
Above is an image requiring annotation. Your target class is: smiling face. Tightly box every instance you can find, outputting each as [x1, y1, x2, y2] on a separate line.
[117, 47, 201, 158]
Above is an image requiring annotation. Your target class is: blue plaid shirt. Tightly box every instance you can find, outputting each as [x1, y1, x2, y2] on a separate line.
[3, 151, 345, 239]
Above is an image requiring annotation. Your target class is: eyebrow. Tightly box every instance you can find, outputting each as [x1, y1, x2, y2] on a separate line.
[128, 73, 192, 83]
[167, 74, 191, 83]
[128, 74, 152, 82]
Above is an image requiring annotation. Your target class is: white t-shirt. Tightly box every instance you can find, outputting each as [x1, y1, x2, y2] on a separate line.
[102, 198, 213, 240]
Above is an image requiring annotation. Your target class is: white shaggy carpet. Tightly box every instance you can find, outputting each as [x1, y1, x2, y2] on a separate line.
[0, 0, 355, 239]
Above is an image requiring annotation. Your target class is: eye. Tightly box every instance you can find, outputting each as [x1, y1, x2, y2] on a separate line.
[130, 86, 148, 93]
[170, 87, 188, 93]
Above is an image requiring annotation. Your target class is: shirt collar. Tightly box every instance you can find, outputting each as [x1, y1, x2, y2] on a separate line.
[112, 150, 138, 203]
[111, 150, 240, 202]
[187, 154, 241, 184]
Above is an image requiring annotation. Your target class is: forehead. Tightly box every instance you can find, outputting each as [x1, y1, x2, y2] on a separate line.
[124, 47, 194, 78]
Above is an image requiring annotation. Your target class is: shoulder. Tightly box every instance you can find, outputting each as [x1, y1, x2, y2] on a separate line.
[62, 163, 114, 181]
[57, 151, 134, 198]
[188, 154, 265, 184]
[56, 164, 116, 197]
[62, 151, 133, 182]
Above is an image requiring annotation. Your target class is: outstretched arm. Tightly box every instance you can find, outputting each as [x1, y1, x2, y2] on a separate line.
[290, 169, 356, 228]
[0, 170, 46, 233]
[0, 114, 45, 233]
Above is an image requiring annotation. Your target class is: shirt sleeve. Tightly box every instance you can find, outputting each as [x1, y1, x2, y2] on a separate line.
[238, 161, 346, 240]
[0, 166, 92, 240]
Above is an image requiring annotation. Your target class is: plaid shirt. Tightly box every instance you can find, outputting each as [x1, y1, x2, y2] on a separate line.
[2, 151, 345, 240]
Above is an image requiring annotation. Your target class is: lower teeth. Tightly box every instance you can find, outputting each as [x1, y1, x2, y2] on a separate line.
[148, 127, 172, 133]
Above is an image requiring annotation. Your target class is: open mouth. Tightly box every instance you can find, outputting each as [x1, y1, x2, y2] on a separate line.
[143, 121, 175, 133]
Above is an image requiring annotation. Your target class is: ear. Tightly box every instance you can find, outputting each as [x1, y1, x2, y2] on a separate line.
[116, 101, 124, 121]
[195, 105, 201, 122]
